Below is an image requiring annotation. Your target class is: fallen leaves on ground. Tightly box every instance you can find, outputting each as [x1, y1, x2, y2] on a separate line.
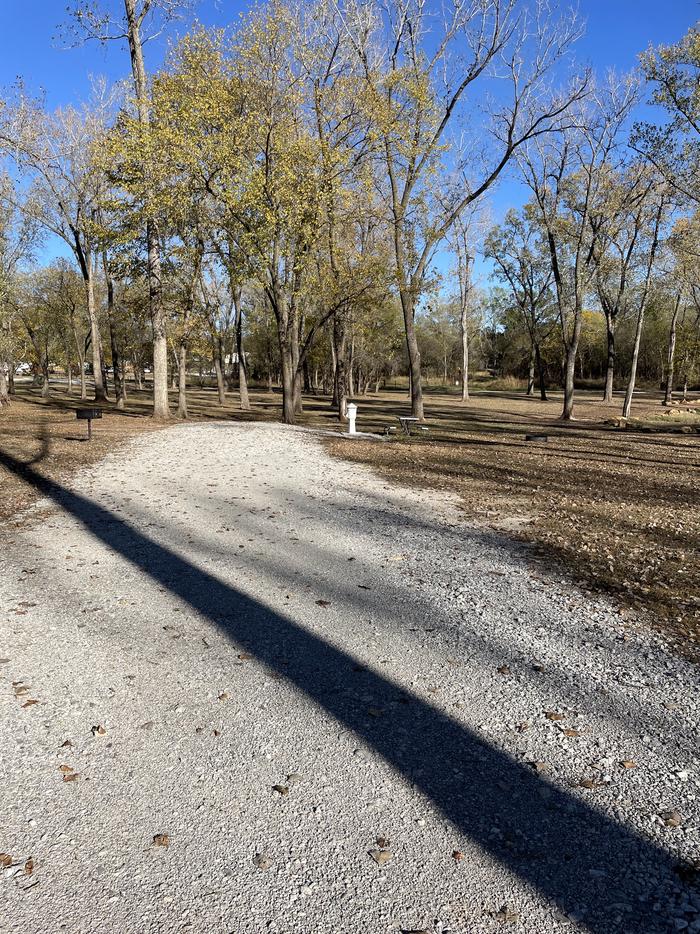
[324, 395, 700, 659]
[368, 848, 393, 865]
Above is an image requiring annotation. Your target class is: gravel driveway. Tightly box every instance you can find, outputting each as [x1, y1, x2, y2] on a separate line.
[1, 422, 699, 934]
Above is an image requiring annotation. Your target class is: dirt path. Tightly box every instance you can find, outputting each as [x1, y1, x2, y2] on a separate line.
[1, 422, 699, 934]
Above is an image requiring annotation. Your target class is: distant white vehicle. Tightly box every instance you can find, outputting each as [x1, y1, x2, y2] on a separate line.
[14, 362, 32, 375]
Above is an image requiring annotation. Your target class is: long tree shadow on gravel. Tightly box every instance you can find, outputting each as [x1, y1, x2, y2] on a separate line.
[1, 448, 695, 934]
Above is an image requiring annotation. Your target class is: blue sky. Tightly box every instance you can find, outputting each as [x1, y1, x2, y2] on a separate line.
[1, 0, 697, 277]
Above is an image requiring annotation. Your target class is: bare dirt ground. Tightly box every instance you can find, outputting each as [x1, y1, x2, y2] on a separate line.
[2, 379, 699, 658]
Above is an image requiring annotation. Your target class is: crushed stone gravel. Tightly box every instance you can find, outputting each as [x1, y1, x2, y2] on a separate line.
[1, 421, 699, 934]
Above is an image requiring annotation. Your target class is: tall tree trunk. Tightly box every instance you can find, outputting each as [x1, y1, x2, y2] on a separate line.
[535, 343, 547, 401]
[461, 310, 469, 402]
[72, 325, 86, 399]
[124, 0, 168, 420]
[622, 308, 645, 419]
[663, 293, 681, 406]
[177, 342, 188, 418]
[280, 343, 295, 424]
[234, 291, 250, 411]
[561, 299, 584, 421]
[0, 364, 9, 407]
[333, 314, 347, 421]
[400, 290, 424, 420]
[603, 310, 616, 403]
[526, 344, 536, 396]
[170, 349, 178, 390]
[213, 343, 226, 405]
[104, 256, 126, 409]
[85, 263, 107, 403]
[330, 326, 339, 409]
[348, 334, 355, 397]
[622, 202, 663, 419]
[292, 314, 303, 415]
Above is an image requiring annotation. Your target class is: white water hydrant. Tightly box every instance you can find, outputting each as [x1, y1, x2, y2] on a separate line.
[346, 402, 358, 435]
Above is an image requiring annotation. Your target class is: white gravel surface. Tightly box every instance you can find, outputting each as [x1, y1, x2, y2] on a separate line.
[1, 421, 699, 934]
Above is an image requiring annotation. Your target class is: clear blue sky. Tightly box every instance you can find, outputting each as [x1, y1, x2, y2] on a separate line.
[1, 0, 697, 274]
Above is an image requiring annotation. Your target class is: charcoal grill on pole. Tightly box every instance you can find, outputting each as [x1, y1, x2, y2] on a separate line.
[76, 408, 102, 441]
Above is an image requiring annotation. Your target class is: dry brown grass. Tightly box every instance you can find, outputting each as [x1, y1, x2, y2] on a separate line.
[325, 390, 700, 659]
[0, 394, 159, 525]
[2, 380, 698, 658]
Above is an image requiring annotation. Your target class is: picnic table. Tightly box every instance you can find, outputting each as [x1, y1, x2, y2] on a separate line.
[398, 415, 431, 436]
[384, 416, 430, 436]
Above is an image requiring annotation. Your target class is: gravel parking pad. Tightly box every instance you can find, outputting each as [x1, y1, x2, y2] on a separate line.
[1, 422, 698, 933]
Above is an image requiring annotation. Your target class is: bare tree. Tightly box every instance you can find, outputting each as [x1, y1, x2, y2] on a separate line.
[1, 94, 115, 403]
[0, 174, 39, 406]
[621, 181, 671, 418]
[66, 0, 191, 418]
[485, 207, 554, 400]
[341, 0, 588, 419]
[519, 78, 637, 419]
[449, 205, 485, 402]
[588, 163, 662, 402]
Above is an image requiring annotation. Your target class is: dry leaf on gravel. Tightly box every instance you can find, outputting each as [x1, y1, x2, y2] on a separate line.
[0, 854, 12, 867]
[661, 810, 682, 828]
[153, 834, 170, 847]
[369, 849, 393, 865]
[492, 905, 519, 924]
[315, 599, 331, 608]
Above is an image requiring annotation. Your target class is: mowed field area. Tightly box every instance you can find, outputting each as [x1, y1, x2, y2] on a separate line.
[2, 379, 699, 656]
